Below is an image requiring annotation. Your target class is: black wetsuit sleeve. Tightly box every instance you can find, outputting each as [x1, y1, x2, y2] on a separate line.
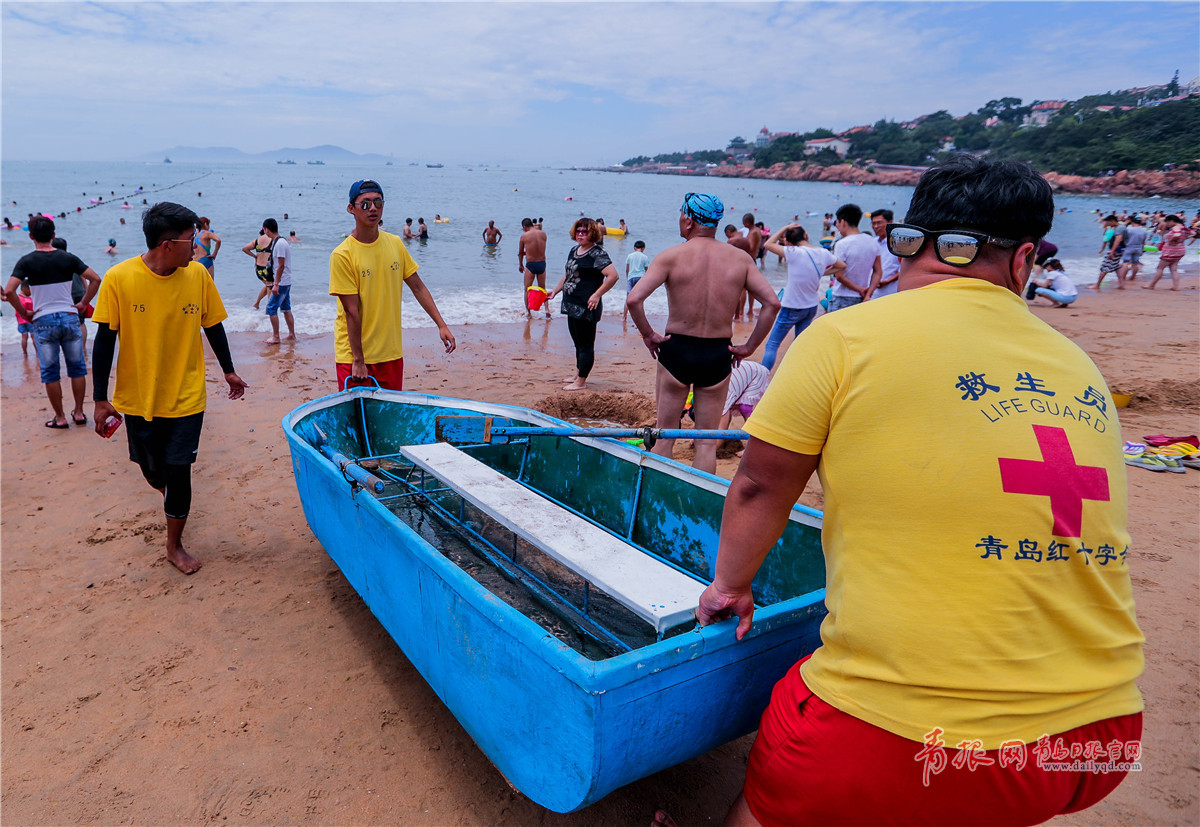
[92, 323, 117, 402]
[203, 322, 236, 375]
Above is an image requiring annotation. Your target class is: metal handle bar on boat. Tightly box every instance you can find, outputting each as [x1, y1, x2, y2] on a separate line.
[490, 426, 748, 442]
[311, 424, 386, 494]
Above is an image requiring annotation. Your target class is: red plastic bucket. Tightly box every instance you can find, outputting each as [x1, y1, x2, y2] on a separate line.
[526, 286, 547, 311]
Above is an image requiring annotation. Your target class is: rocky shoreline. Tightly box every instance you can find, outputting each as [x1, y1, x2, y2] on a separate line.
[619, 161, 1200, 199]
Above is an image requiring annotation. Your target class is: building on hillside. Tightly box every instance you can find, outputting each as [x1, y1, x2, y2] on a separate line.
[803, 136, 851, 158]
[1023, 100, 1067, 127]
[755, 127, 772, 148]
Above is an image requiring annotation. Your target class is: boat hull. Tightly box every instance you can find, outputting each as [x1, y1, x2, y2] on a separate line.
[284, 390, 826, 812]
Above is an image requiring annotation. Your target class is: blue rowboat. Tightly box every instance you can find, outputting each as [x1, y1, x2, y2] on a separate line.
[283, 388, 826, 813]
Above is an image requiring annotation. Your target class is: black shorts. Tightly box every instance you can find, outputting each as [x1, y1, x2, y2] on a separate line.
[524, 260, 546, 275]
[256, 264, 274, 284]
[126, 412, 204, 473]
[656, 333, 734, 388]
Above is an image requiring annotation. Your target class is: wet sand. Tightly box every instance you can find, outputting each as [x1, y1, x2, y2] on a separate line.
[2, 283, 1197, 825]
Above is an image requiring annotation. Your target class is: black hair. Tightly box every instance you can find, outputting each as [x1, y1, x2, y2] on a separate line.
[405, 217, 413, 224]
[742, 213, 755, 225]
[1163, 214, 1183, 225]
[872, 208, 894, 222]
[1043, 258, 1064, 271]
[724, 224, 739, 235]
[51, 237, 67, 251]
[784, 225, 807, 245]
[28, 215, 55, 243]
[522, 218, 533, 228]
[263, 218, 279, 233]
[904, 154, 1053, 243]
[418, 217, 424, 223]
[835, 204, 863, 226]
[1103, 214, 1119, 222]
[634, 240, 645, 249]
[142, 202, 199, 248]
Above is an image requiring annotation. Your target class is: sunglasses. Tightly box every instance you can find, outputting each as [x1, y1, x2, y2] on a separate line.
[575, 227, 590, 234]
[164, 233, 196, 247]
[886, 223, 1020, 267]
[355, 198, 385, 210]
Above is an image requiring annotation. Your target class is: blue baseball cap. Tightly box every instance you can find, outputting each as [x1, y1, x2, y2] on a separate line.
[681, 192, 723, 227]
[348, 179, 383, 204]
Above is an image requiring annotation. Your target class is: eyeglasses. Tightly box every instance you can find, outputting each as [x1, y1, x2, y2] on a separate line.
[355, 198, 385, 210]
[885, 223, 1020, 267]
[164, 233, 196, 248]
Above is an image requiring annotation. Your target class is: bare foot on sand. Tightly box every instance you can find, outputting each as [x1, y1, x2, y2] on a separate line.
[563, 381, 587, 391]
[263, 337, 280, 345]
[166, 545, 202, 575]
[651, 810, 679, 827]
[285, 334, 297, 341]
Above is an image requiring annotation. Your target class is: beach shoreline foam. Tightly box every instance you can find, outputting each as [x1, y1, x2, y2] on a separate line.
[2, 292, 1197, 824]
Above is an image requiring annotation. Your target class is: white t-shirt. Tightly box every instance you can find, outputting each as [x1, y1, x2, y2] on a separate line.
[831, 232, 880, 298]
[272, 237, 292, 286]
[723, 360, 771, 414]
[1047, 271, 1077, 298]
[782, 245, 836, 309]
[875, 235, 901, 298]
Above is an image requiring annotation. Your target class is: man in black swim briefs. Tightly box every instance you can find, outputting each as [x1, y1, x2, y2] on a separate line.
[518, 217, 550, 319]
[626, 193, 779, 473]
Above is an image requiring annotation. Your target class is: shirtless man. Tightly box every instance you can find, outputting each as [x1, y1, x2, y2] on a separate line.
[517, 218, 550, 319]
[402, 218, 415, 239]
[724, 224, 753, 255]
[627, 193, 780, 474]
[482, 220, 502, 245]
[738, 213, 763, 319]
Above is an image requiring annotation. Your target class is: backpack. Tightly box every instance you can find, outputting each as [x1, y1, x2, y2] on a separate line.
[255, 237, 278, 282]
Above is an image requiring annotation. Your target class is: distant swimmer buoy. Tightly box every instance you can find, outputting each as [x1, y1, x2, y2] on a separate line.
[605, 228, 625, 237]
[564, 197, 573, 201]
[1144, 245, 1159, 253]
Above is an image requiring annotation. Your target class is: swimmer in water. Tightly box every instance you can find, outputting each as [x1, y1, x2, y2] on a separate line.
[482, 220, 502, 245]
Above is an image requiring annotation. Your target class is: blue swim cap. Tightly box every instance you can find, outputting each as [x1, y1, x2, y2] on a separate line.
[681, 192, 723, 227]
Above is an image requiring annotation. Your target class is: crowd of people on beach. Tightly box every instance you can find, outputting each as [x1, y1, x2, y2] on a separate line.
[1089, 209, 1197, 292]
[3, 157, 1182, 826]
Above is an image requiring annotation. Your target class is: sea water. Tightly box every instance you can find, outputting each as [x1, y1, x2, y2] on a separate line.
[2, 160, 1196, 345]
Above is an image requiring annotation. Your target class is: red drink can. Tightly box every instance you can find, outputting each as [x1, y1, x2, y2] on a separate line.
[101, 413, 123, 439]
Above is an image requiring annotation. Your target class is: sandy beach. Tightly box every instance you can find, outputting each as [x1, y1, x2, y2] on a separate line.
[2, 282, 1197, 825]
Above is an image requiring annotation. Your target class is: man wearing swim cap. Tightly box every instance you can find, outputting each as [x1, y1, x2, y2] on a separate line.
[329, 179, 456, 391]
[626, 193, 779, 474]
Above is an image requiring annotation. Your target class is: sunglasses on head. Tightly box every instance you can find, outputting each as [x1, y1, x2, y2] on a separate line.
[886, 223, 1020, 267]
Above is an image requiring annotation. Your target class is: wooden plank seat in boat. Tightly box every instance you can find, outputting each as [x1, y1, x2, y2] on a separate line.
[398, 442, 706, 634]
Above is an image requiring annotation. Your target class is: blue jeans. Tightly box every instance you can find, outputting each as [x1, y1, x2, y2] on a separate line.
[827, 295, 863, 313]
[762, 305, 818, 370]
[1035, 287, 1076, 305]
[32, 311, 86, 384]
[265, 284, 292, 315]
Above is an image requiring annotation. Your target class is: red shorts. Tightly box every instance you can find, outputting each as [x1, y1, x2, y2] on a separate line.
[745, 657, 1142, 827]
[336, 358, 403, 392]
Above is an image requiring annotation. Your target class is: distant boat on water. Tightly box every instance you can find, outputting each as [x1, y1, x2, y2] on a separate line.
[386, 161, 394, 166]
[277, 159, 297, 165]
[427, 163, 444, 169]
[163, 157, 172, 164]
[307, 160, 325, 165]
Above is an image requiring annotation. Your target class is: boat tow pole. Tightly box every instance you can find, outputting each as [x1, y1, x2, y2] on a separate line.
[434, 416, 748, 449]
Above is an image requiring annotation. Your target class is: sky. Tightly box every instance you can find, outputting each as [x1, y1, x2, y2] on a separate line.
[3, 1, 1198, 166]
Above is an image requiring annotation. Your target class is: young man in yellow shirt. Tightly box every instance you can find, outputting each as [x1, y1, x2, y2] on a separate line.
[657, 156, 1144, 827]
[92, 203, 248, 575]
[329, 180, 455, 391]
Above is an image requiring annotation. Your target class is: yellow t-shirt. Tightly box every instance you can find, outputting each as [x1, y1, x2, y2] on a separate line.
[329, 232, 418, 365]
[92, 256, 228, 420]
[747, 278, 1143, 748]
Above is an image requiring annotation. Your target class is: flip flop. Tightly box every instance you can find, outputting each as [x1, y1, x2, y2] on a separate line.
[72, 413, 87, 426]
[1123, 442, 1168, 472]
[44, 419, 69, 429]
[1143, 434, 1199, 448]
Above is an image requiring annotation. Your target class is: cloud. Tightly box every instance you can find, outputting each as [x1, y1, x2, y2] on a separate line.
[3, 1, 1197, 163]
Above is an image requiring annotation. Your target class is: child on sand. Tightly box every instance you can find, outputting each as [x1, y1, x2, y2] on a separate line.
[14, 282, 34, 356]
[1029, 259, 1078, 308]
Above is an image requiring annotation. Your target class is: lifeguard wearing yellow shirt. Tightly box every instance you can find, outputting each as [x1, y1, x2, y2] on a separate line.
[678, 157, 1144, 827]
[329, 179, 455, 392]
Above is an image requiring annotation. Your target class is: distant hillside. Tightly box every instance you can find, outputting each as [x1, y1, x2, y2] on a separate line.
[142, 144, 395, 164]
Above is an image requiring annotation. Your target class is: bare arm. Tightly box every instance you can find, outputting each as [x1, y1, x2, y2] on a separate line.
[273, 254, 285, 292]
[242, 239, 257, 257]
[697, 439, 820, 639]
[517, 238, 526, 271]
[626, 253, 672, 356]
[588, 264, 620, 309]
[77, 268, 101, 307]
[865, 255, 882, 299]
[763, 224, 792, 258]
[730, 264, 781, 361]
[209, 233, 221, 257]
[3, 277, 28, 319]
[335, 293, 367, 380]
[404, 273, 456, 353]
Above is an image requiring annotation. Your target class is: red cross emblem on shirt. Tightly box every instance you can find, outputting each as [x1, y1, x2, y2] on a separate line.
[998, 425, 1110, 538]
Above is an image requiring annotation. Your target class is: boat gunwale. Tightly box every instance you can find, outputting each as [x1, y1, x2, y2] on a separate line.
[283, 389, 827, 691]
